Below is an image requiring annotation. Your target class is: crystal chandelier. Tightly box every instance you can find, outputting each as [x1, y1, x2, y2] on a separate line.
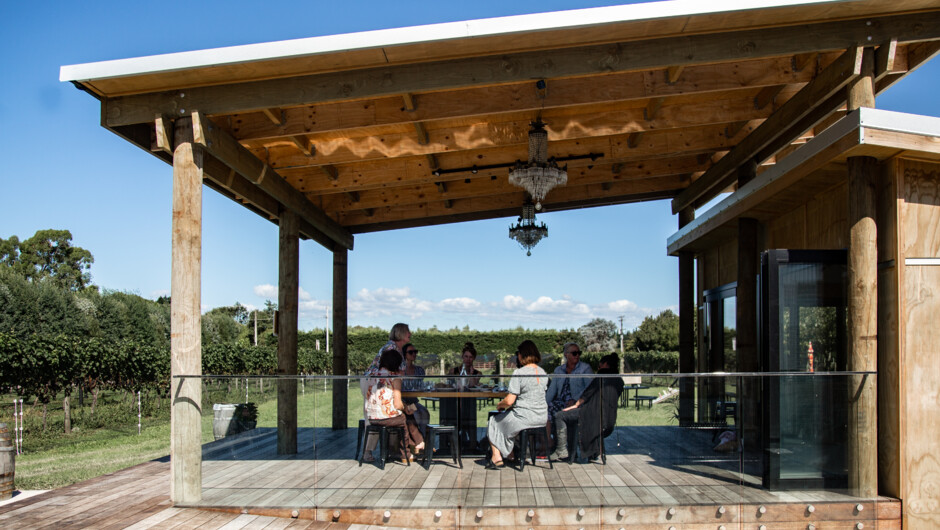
[508, 120, 567, 210]
[508, 200, 548, 256]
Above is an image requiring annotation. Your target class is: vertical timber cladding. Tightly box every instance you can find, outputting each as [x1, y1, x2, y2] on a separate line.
[899, 159, 940, 527]
[277, 209, 299, 455]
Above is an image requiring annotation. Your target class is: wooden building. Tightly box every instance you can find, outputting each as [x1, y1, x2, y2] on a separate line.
[60, 0, 940, 526]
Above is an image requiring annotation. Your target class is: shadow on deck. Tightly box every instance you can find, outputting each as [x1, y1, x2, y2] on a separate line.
[192, 425, 900, 528]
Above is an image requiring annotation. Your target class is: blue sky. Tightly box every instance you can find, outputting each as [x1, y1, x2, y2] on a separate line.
[2, 1, 939, 333]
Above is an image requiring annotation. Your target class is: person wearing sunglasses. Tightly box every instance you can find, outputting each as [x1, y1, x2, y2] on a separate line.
[545, 342, 593, 451]
[401, 343, 430, 431]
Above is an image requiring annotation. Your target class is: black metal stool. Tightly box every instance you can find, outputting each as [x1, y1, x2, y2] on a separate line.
[355, 418, 366, 458]
[358, 423, 408, 469]
[423, 424, 462, 470]
[517, 426, 553, 471]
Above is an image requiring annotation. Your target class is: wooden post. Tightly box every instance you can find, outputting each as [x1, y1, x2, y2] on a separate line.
[277, 209, 299, 454]
[737, 217, 760, 454]
[170, 116, 202, 504]
[845, 45, 877, 498]
[678, 207, 695, 426]
[332, 247, 349, 430]
[848, 155, 879, 497]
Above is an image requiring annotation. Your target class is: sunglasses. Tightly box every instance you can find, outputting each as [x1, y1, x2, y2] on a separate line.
[406, 349, 418, 355]
[569, 350, 582, 356]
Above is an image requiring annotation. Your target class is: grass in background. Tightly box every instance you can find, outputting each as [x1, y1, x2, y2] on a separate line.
[9, 375, 678, 490]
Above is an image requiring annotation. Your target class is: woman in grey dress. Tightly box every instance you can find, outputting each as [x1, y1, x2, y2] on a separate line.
[485, 340, 548, 469]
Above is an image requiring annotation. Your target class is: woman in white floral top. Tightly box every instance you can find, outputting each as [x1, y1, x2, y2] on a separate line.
[365, 349, 425, 462]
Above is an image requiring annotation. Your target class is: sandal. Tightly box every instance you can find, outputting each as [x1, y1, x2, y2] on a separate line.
[484, 458, 504, 470]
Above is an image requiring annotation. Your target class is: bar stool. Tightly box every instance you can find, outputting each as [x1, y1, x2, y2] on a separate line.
[358, 423, 408, 470]
[517, 427, 553, 471]
[423, 424, 462, 470]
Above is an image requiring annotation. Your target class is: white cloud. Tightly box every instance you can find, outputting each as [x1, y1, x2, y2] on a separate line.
[150, 289, 169, 299]
[439, 297, 481, 312]
[502, 295, 526, 310]
[606, 299, 639, 313]
[299, 287, 312, 301]
[253, 284, 277, 298]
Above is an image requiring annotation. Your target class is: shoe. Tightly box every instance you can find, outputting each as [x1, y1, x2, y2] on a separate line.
[414, 442, 425, 452]
[550, 448, 569, 461]
[362, 452, 375, 463]
[483, 458, 504, 470]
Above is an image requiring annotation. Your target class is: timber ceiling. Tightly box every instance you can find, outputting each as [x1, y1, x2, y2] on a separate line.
[62, 0, 940, 251]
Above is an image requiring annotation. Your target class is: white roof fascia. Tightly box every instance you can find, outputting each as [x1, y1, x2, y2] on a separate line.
[61, 0, 843, 82]
[665, 108, 940, 252]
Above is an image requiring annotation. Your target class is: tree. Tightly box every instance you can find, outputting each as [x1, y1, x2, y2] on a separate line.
[633, 309, 680, 352]
[1, 229, 94, 290]
[578, 318, 618, 352]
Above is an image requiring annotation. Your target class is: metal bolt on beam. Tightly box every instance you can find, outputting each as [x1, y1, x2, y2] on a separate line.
[383, 510, 391, 519]
[476, 510, 484, 519]
[668, 507, 676, 516]
[856, 504, 865, 512]
[759, 505, 767, 514]
[577, 508, 585, 517]
[290, 510, 298, 518]
[807, 505, 815, 513]
[718, 506, 726, 514]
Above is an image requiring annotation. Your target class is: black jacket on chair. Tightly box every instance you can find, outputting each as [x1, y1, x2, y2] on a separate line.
[577, 370, 623, 459]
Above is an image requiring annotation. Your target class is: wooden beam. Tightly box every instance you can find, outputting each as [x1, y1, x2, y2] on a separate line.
[627, 132, 643, 149]
[753, 85, 784, 110]
[281, 123, 735, 195]
[346, 187, 681, 233]
[874, 39, 899, 82]
[443, 199, 453, 209]
[289, 135, 314, 156]
[666, 65, 684, 84]
[401, 93, 416, 112]
[189, 111, 354, 250]
[262, 108, 285, 126]
[724, 120, 750, 139]
[413, 121, 429, 145]
[336, 173, 686, 229]
[223, 55, 822, 142]
[258, 91, 785, 168]
[426, 154, 439, 171]
[791, 52, 818, 72]
[672, 46, 866, 214]
[277, 209, 299, 455]
[153, 115, 173, 154]
[644, 98, 664, 121]
[315, 154, 703, 212]
[104, 11, 940, 127]
[847, 47, 875, 110]
[345, 191, 360, 203]
[322, 165, 339, 181]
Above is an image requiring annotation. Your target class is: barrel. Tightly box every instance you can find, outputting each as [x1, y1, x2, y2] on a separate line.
[0, 423, 13, 500]
[212, 404, 238, 440]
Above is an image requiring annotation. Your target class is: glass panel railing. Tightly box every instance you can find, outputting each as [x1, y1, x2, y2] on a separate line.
[186, 371, 879, 526]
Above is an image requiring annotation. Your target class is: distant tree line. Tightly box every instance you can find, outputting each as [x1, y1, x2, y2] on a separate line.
[1, 229, 680, 433]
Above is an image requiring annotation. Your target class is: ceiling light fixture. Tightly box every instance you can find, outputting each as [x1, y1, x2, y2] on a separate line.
[508, 200, 548, 256]
[508, 120, 567, 210]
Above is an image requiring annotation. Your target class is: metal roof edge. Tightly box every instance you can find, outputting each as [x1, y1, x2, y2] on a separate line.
[60, 0, 841, 82]
[666, 108, 940, 254]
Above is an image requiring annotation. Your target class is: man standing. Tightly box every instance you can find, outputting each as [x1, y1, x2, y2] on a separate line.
[550, 353, 623, 461]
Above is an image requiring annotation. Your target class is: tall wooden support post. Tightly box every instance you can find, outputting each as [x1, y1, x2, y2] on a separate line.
[677, 207, 695, 426]
[277, 210, 299, 455]
[737, 217, 760, 454]
[735, 159, 761, 454]
[846, 46, 877, 498]
[170, 117, 202, 504]
[848, 155, 878, 497]
[332, 247, 349, 430]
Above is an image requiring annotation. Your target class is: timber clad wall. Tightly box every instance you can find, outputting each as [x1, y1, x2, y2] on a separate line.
[694, 158, 940, 527]
[897, 159, 940, 527]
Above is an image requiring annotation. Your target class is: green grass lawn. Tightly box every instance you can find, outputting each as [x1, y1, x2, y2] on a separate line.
[11, 378, 678, 490]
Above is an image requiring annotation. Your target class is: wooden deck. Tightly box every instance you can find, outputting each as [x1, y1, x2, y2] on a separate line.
[194, 426, 902, 528]
[0, 458, 352, 529]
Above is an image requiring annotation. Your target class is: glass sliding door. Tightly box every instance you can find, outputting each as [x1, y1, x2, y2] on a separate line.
[701, 283, 736, 424]
[760, 249, 848, 489]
